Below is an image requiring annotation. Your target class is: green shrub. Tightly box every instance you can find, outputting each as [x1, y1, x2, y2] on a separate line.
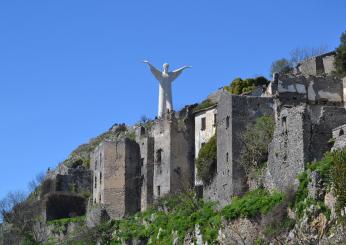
[47, 216, 85, 226]
[330, 149, 346, 218]
[196, 135, 217, 184]
[221, 189, 284, 220]
[241, 115, 275, 175]
[270, 58, 292, 75]
[103, 193, 221, 244]
[334, 31, 346, 77]
[224, 76, 270, 95]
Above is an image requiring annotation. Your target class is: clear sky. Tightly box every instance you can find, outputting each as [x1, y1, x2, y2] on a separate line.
[0, 0, 345, 199]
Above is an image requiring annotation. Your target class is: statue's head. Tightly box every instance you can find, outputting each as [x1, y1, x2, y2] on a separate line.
[163, 63, 169, 72]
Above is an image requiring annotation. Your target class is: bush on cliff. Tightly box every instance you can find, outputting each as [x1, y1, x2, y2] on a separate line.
[196, 135, 217, 184]
[97, 188, 283, 245]
[222, 189, 284, 220]
[294, 148, 346, 220]
[224, 76, 270, 95]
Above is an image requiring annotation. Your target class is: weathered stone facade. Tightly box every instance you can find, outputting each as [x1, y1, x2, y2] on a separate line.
[265, 70, 346, 191]
[90, 139, 141, 219]
[152, 108, 195, 198]
[212, 93, 274, 206]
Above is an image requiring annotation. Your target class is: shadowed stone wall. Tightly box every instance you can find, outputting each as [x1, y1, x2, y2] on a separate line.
[90, 139, 141, 219]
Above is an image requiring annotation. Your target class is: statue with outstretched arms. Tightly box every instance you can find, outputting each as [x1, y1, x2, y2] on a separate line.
[143, 61, 191, 118]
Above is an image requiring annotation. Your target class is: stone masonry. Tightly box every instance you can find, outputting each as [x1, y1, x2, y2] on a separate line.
[213, 93, 274, 207]
[152, 108, 195, 198]
[90, 139, 141, 219]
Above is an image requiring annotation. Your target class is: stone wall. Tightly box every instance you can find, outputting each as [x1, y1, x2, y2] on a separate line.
[275, 74, 343, 105]
[152, 107, 195, 199]
[90, 139, 141, 219]
[297, 52, 336, 76]
[213, 93, 274, 206]
[266, 102, 346, 191]
[266, 104, 310, 191]
[332, 124, 346, 151]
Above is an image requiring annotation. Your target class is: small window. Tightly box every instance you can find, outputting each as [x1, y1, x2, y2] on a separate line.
[94, 176, 97, 188]
[100, 172, 102, 185]
[201, 117, 206, 131]
[99, 195, 101, 203]
[226, 116, 230, 129]
[95, 160, 98, 170]
[213, 114, 217, 127]
[282, 116, 287, 134]
[156, 149, 162, 164]
[140, 126, 146, 136]
[339, 129, 344, 136]
[157, 186, 161, 197]
[141, 158, 144, 166]
[226, 152, 229, 162]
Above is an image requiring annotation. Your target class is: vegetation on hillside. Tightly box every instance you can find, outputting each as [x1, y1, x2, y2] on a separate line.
[196, 135, 217, 184]
[224, 76, 270, 95]
[293, 148, 346, 221]
[96, 189, 284, 245]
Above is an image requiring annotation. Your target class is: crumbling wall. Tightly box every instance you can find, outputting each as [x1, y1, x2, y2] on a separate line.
[266, 104, 310, 191]
[151, 106, 195, 199]
[266, 101, 346, 191]
[90, 140, 141, 219]
[215, 93, 274, 207]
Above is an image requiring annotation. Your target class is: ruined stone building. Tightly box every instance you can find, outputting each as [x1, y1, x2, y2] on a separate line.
[88, 51, 346, 214]
[265, 62, 346, 192]
[90, 139, 141, 219]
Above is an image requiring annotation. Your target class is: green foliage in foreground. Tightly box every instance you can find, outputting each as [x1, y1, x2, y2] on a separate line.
[221, 189, 284, 220]
[47, 215, 86, 226]
[224, 76, 270, 95]
[294, 148, 346, 220]
[196, 135, 217, 184]
[100, 189, 283, 245]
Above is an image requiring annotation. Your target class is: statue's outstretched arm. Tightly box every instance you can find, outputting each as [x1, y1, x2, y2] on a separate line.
[170, 66, 192, 81]
[143, 60, 162, 81]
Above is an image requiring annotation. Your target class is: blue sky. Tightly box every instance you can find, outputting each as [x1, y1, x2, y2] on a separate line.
[0, 0, 345, 199]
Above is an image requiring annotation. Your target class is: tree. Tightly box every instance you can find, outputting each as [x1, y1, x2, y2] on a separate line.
[270, 58, 291, 75]
[334, 31, 346, 77]
[290, 46, 328, 66]
[225, 77, 270, 95]
[0, 191, 43, 243]
[28, 172, 45, 193]
[270, 45, 329, 76]
[240, 115, 275, 175]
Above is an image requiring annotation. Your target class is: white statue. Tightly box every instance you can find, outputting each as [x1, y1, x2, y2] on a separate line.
[144, 61, 191, 118]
